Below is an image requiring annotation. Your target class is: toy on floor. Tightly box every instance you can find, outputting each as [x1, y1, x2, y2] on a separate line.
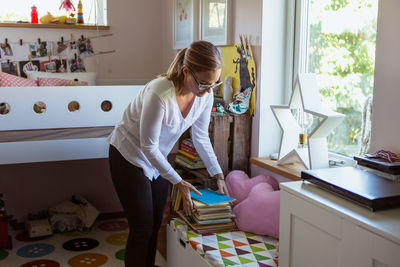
[49, 194, 99, 233]
[25, 210, 52, 238]
[225, 170, 280, 238]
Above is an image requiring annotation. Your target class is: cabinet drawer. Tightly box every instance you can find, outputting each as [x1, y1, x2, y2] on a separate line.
[368, 228, 400, 267]
[280, 189, 343, 267]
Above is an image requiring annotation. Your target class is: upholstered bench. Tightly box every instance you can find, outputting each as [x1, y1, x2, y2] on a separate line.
[167, 218, 278, 267]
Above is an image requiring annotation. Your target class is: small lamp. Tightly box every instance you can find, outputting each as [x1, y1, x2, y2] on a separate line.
[271, 73, 345, 169]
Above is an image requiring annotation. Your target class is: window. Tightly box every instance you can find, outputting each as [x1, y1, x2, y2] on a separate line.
[0, 0, 107, 25]
[296, 0, 378, 156]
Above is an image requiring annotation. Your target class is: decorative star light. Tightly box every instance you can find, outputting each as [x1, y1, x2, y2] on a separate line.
[271, 73, 345, 169]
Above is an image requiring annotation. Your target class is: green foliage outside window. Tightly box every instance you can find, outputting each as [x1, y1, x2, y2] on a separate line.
[0, 13, 28, 22]
[308, 0, 378, 155]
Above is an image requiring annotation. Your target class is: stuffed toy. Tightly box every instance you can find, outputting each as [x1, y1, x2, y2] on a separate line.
[225, 170, 280, 238]
[65, 79, 88, 86]
[39, 12, 67, 24]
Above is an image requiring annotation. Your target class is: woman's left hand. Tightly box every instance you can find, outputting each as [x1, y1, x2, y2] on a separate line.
[214, 174, 230, 196]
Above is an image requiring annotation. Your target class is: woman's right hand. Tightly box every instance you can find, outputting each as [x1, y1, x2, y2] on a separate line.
[176, 180, 202, 216]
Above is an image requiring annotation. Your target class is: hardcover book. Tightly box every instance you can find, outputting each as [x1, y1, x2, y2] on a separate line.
[177, 211, 236, 234]
[190, 189, 235, 206]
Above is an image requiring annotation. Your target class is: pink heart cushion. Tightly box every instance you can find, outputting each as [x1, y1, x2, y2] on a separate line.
[225, 170, 279, 206]
[232, 183, 280, 238]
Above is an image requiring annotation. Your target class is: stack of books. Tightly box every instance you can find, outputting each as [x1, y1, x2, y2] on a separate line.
[175, 139, 205, 169]
[177, 189, 236, 234]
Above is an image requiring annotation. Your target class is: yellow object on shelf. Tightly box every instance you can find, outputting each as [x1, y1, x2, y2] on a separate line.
[39, 12, 67, 24]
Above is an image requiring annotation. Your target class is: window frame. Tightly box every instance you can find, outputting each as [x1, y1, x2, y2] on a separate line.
[291, 0, 377, 164]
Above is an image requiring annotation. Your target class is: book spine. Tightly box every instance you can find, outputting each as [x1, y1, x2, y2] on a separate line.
[175, 157, 205, 169]
[180, 142, 197, 153]
[178, 149, 200, 160]
[174, 191, 182, 212]
[181, 139, 194, 148]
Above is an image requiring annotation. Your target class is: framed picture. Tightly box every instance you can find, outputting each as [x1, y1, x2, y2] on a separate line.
[174, 0, 194, 49]
[40, 60, 57, 73]
[200, 0, 230, 45]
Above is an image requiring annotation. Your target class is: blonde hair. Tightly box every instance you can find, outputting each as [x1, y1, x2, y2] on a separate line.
[159, 41, 222, 93]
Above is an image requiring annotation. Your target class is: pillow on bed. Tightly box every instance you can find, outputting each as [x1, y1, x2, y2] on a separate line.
[27, 71, 96, 85]
[37, 77, 88, 86]
[0, 72, 38, 87]
[226, 170, 280, 238]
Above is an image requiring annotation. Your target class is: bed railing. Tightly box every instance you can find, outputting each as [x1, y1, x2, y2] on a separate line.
[0, 85, 143, 164]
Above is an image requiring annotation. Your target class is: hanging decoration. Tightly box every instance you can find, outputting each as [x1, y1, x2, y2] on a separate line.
[0, 34, 114, 77]
[59, 0, 76, 12]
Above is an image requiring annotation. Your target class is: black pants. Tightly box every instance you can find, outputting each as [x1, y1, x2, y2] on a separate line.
[108, 145, 169, 267]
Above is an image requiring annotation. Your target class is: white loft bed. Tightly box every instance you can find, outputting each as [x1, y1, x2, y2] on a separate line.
[0, 85, 143, 164]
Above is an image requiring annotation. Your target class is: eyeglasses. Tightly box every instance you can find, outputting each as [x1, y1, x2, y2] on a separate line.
[188, 68, 223, 91]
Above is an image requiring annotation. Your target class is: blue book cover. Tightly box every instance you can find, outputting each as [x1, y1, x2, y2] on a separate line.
[190, 189, 235, 206]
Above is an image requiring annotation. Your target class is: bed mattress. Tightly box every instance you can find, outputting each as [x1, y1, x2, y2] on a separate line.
[0, 126, 114, 142]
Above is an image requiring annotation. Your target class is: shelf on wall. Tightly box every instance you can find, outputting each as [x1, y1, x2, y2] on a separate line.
[0, 22, 110, 30]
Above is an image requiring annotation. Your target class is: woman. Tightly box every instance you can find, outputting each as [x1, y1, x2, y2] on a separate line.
[107, 40, 228, 267]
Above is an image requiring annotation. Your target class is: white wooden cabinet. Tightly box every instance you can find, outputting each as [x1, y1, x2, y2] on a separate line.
[279, 181, 400, 267]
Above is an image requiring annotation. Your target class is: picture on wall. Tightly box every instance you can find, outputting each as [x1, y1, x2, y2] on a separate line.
[19, 60, 40, 78]
[78, 38, 94, 58]
[53, 41, 69, 56]
[1, 61, 18, 76]
[40, 60, 57, 73]
[220, 35, 257, 115]
[173, 0, 194, 49]
[0, 43, 14, 59]
[29, 42, 51, 58]
[70, 58, 86, 72]
[55, 59, 67, 73]
[200, 0, 229, 45]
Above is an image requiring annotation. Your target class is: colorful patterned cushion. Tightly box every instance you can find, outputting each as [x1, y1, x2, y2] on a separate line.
[37, 77, 88, 86]
[171, 218, 279, 266]
[37, 77, 71, 86]
[27, 71, 96, 85]
[0, 72, 37, 87]
[226, 170, 280, 239]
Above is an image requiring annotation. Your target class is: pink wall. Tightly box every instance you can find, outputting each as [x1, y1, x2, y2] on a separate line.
[101, 0, 164, 81]
[0, 0, 165, 83]
[0, 0, 263, 221]
[230, 0, 262, 160]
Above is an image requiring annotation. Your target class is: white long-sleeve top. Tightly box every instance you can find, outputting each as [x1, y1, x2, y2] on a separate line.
[107, 77, 223, 184]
